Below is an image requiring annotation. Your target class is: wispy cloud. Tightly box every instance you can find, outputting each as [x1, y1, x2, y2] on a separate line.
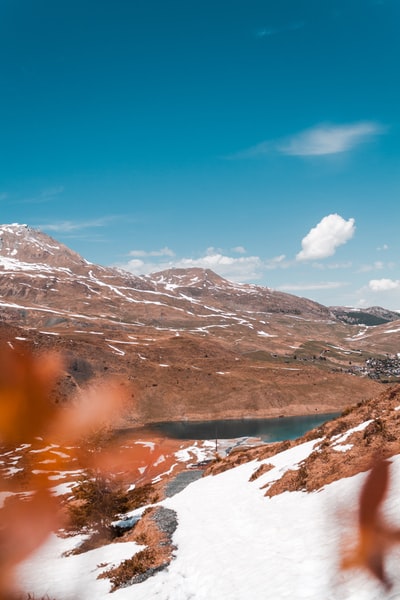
[230, 121, 386, 159]
[231, 246, 246, 254]
[359, 261, 385, 273]
[265, 254, 288, 269]
[313, 261, 353, 270]
[128, 247, 175, 258]
[227, 141, 272, 159]
[296, 214, 355, 261]
[255, 21, 305, 38]
[278, 281, 348, 291]
[17, 186, 65, 204]
[279, 122, 385, 156]
[36, 216, 118, 233]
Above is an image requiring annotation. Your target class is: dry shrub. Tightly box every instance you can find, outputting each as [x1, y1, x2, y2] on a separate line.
[102, 548, 157, 590]
[67, 479, 158, 546]
[67, 472, 130, 533]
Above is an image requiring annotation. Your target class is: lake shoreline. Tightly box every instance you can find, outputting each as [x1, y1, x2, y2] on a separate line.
[117, 412, 341, 443]
[124, 404, 345, 430]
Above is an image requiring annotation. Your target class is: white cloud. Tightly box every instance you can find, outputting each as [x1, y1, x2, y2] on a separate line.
[296, 214, 355, 261]
[231, 246, 246, 254]
[279, 122, 384, 156]
[118, 248, 264, 282]
[377, 244, 389, 251]
[128, 247, 175, 258]
[174, 253, 263, 281]
[368, 278, 400, 291]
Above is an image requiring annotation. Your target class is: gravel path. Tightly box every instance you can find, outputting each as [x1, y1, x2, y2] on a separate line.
[164, 469, 204, 498]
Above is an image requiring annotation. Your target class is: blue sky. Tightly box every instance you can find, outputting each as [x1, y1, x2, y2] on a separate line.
[1, 0, 400, 309]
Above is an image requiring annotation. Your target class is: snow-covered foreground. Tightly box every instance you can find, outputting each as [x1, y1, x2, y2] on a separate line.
[17, 440, 400, 600]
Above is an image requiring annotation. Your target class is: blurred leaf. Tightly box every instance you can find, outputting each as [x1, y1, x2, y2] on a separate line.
[0, 347, 131, 598]
[0, 347, 62, 445]
[49, 380, 128, 445]
[341, 458, 400, 589]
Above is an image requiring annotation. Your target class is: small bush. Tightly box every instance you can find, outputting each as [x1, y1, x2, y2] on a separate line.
[101, 548, 157, 590]
[68, 471, 130, 532]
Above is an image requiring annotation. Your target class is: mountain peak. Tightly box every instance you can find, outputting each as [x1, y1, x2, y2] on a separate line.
[0, 223, 87, 269]
[149, 267, 231, 289]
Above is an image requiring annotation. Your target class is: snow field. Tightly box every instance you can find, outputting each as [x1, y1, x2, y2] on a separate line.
[16, 440, 400, 600]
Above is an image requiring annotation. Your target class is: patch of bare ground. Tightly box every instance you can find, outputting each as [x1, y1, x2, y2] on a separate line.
[99, 506, 177, 590]
[263, 384, 400, 496]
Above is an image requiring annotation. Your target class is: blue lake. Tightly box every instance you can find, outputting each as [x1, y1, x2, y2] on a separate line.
[147, 412, 340, 443]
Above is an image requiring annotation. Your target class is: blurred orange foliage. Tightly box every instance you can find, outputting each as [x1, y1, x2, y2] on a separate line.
[341, 458, 400, 590]
[0, 345, 130, 597]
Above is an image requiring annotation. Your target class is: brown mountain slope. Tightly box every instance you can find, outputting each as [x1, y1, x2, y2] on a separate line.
[0, 224, 393, 422]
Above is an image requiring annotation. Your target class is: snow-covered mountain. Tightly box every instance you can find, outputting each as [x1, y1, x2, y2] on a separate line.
[0, 223, 88, 268]
[0, 224, 331, 330]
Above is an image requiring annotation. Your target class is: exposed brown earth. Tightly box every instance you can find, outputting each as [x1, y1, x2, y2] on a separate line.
[0, 319, 380, 423]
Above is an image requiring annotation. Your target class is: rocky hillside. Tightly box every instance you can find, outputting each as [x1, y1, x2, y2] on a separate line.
[330, 305, 400, 326]
[1, 224, 399, 422]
